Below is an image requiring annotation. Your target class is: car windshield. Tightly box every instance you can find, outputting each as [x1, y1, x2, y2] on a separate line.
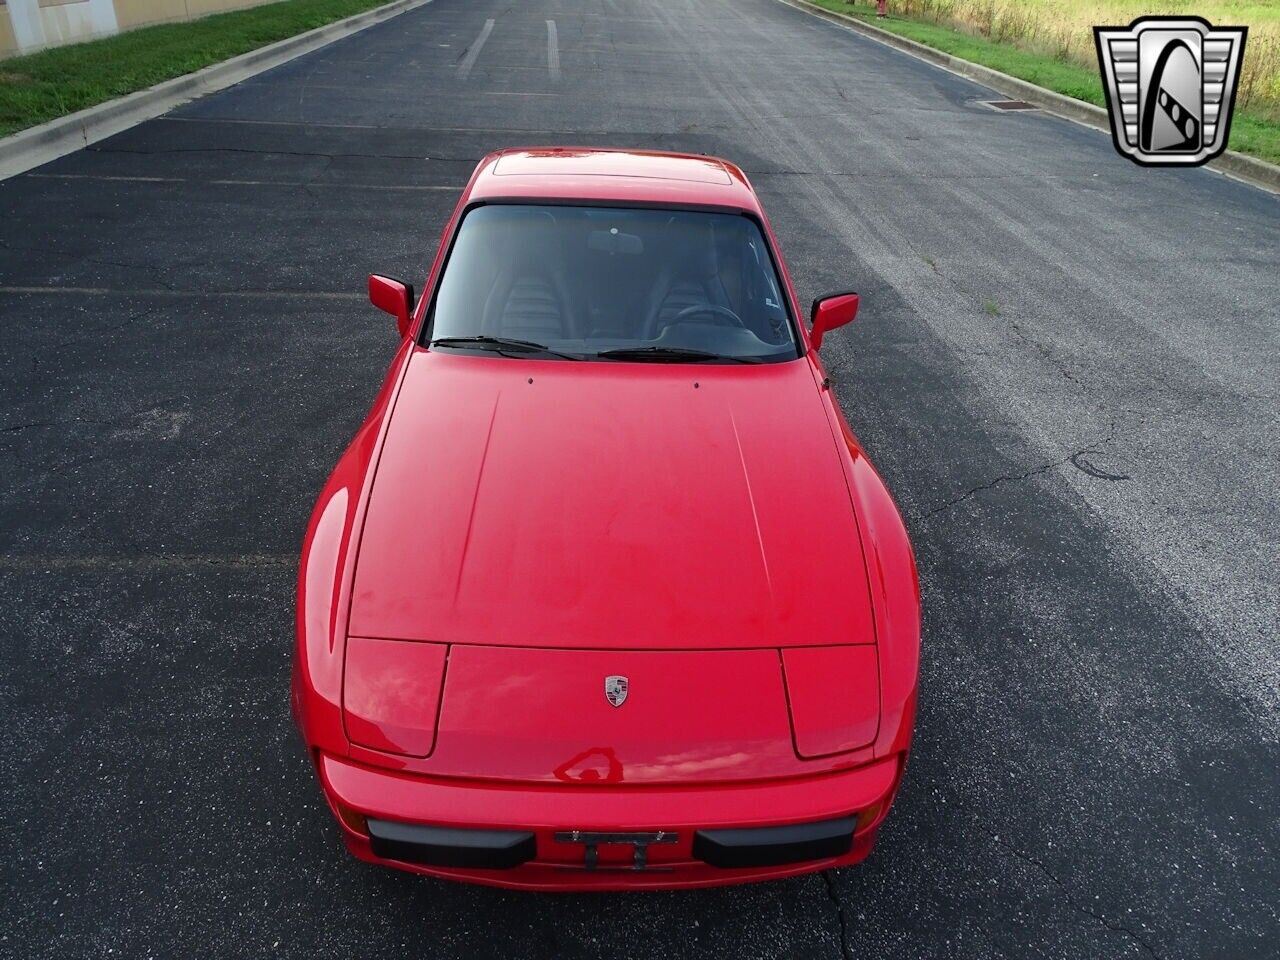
[426, 204, 799, 363]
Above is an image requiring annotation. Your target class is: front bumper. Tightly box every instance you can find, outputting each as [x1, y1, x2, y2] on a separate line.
[317, 751, 903, 890]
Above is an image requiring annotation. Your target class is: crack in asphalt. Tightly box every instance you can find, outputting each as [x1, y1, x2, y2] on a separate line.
[753, 168, 1038, 180]
[22, 305, 158, 373]
[981, 829, 1163, 959]
[2, 415, 114, 434]
[85, 145, 474, 162]
[912, 426, 1122, 520]
[1070, 450, 1131, 482]
[1003, 313, 1088, 390]
[0, 553, 294, 571]
[819, 870, 854, 960]
[0, 239, 180, 290]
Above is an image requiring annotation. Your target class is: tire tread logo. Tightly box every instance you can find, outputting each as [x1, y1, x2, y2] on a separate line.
[1094, 16, 1247, 167]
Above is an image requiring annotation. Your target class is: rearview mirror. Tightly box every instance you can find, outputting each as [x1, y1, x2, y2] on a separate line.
[809, 291, 859, 351]
[368, 274, 415, 339]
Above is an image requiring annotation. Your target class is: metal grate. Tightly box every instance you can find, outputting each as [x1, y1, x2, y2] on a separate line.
[981, 99, 1040, 111]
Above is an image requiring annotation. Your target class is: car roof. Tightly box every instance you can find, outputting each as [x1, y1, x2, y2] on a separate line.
[466, 148, 763, 213]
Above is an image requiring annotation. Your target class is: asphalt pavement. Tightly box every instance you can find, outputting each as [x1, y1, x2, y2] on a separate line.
[1, 0, 1277, 957]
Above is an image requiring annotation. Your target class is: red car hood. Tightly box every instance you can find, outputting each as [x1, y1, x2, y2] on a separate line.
[349, 349, 875, 651]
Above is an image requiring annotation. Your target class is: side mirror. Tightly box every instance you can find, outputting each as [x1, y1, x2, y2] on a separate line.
[809, 291, 859, 351]
[368, 274, 415, 339]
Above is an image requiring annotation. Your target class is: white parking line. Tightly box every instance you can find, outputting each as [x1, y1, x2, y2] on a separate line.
[457, 18, 495, 79]
[546, 20, 560, 81]
[27, 173, 464, 190]
[0, 287, 366, 299]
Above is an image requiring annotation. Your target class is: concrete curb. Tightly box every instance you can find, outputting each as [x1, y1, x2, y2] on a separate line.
[776, 0, 1280, 195]
[0, 0, 434, 182]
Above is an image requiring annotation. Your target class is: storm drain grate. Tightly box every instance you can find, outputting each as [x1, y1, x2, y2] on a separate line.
[981, 99, 1040, 111]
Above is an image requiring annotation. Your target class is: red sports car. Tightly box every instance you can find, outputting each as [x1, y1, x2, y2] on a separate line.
[292, 148, 920, 890]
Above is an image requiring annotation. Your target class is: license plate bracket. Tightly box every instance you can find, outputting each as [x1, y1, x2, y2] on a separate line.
[553, 830, 679, 871]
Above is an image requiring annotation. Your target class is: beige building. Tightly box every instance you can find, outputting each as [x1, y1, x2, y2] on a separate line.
[0, 0, 271, 58]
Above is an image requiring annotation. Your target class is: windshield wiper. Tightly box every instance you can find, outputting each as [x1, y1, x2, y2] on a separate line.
[430, 336, 581, 360]
[596, 346, 761, 364]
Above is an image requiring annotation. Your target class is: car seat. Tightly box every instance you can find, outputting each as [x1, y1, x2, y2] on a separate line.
[480, 217, 578, 341]
[642, 222, 734, 338]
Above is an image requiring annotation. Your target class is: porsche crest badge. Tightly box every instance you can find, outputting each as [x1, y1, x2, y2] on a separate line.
[604, 675, 628, 708]
[1094, 17, 1247, 167]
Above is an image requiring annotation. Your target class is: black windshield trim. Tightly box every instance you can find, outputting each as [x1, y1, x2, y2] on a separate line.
[415, 199, 803, 358]
[597, 346, 765, 364]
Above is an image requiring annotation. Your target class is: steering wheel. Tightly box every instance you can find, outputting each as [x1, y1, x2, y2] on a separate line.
[671, 303, 746, 328]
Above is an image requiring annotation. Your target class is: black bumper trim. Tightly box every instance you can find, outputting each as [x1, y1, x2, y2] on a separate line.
[693, 815, 857, 868]
[366, 819, 536, 869]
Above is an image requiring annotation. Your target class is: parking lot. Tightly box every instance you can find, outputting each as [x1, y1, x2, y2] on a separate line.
[1, 0, 1277, 956]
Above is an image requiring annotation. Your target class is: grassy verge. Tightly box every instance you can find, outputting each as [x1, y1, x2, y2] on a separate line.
[0, 0, 399, 138]
[804, 0, 1280, 166]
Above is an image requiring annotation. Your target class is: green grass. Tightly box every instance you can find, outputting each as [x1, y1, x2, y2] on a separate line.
[0, 0, 396, 137]
[807, 0, 1280, 166]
